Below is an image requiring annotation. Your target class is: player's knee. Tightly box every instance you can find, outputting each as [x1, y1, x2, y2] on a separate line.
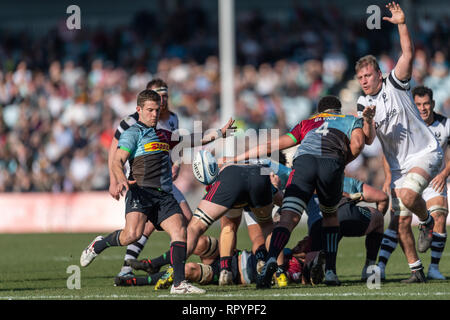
[121, 230, 141, 245]
[392, 197, 412, 218]
[429, 205, 448, 226]
[192, 208, 215, 231]
[401, 173, 429, 201]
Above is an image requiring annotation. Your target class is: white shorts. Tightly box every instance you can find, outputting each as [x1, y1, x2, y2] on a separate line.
[422, 184, 447, 202]
[391, 150, 443, 191]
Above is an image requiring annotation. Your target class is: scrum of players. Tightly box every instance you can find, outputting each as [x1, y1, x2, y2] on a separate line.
[80, 2, 447, 294]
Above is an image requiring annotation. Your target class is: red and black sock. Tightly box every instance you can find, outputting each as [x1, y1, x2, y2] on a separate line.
[170, 241, 187, 287]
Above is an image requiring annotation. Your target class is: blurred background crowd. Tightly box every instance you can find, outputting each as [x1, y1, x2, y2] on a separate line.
[0, 0, 448, 196]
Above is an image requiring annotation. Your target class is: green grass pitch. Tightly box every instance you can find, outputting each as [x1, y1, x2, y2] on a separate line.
[0, 225, 449, 300]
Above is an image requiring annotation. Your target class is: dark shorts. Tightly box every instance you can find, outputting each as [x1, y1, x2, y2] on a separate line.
[125, 185, 182, 231]
[338, 202, 371, 237]
[203, 165, 273, 209]
[285, 155, 345, 210]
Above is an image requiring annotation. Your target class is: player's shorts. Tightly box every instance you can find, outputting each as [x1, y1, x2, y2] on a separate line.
[285, 155, 345, 212]
[391, 150, 443, 191]
[338, 202, 371, 237]
[203, 165, 272, 209]
[172, 184, 187, 204]
[422, 183, 448, 202]
[125, 185, 182, 231]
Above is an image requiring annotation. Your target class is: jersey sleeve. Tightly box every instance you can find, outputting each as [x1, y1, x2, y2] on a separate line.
[114, 113, 139, 140]
[352, 117, 364, 131]
[387, 69, 410, 91]
[343, 177, 364, 194]
[118, 127, 138, 156]
[286, 123, 302, 145]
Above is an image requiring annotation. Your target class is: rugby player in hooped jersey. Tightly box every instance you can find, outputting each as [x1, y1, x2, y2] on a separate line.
[377, 86, 449, 280]
[227, 95, 367, 288]
[355, 2, 443, 283]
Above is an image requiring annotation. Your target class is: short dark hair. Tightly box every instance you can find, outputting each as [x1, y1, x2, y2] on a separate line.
[317, 95, 342, 113]
[412, 85, 433, 101]
[137, 89, 161, 108]
[146, 78, 168, 90]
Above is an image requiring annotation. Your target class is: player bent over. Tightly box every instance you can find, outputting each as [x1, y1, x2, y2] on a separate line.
[229, 96, 367, 287]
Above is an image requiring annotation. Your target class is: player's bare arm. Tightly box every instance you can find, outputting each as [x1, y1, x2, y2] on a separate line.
[230, 134, 296, 163]
[347, 128, 365, 164]
[108, 137, 120, 200]
[192, 117, 237, 147]
[383, 2, 414, 81]
[362, 105, 376, 145]
[112, 148, 133, 198]
[381, 154, 392, 195]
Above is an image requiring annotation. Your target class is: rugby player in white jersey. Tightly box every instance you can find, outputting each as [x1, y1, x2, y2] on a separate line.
[377, 86, 449, 280]
[355, 2, 443, 283]
[108, 78, 235, 277]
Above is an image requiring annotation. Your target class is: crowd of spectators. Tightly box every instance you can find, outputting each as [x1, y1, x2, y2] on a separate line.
[0, 3, 448, 196]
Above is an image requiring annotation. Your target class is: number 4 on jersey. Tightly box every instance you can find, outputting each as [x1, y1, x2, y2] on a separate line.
[316, 122, 329, 136]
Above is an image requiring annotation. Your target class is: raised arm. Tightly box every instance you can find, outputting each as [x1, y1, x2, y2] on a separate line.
[383, 2, 414, 81]
[189, 117, 237, 147]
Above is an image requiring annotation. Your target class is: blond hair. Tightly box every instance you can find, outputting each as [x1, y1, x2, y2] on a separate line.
[355, 55, 380, 73]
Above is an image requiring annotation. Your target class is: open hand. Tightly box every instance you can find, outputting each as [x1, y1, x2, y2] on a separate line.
[383, 2, 405, 25]
[220, 118, 237, 138]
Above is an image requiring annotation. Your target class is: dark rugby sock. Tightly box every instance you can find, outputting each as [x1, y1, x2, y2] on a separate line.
[93, 230, 122, 254]
[170, 241, 187, 287]
[322, 226, 340, 273]
[220, 256, 233, 271]
[151, 250, 171, 269]
[268, 227, 291, 260]
[365, 232, 383, 262]
[254, 244, 267, 262]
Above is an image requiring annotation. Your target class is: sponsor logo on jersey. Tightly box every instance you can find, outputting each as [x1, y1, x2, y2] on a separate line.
[144, 142, 170, 152]
[375, 108, 398, 130]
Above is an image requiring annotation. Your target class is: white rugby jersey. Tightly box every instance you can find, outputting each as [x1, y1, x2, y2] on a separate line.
[357, 69, 440, 171]
[427, 112, 450, 171]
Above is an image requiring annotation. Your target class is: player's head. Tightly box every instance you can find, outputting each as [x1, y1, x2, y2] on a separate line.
[412, 86, 435, 124]
[136, 89, 161, 127]
[317, 95, 342, 113]
[355, 55, 383, 96]
[146, 78, 169, 112]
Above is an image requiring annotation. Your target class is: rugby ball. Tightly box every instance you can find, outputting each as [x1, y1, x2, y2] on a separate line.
[192, 150, 219, 185]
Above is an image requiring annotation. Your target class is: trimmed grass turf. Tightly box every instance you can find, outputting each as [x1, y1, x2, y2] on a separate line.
[0, 225, 449, 300]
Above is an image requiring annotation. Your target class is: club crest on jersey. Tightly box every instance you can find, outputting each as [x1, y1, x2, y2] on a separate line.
[375, 108, 397, 130]
[434, 132, 441, 142]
